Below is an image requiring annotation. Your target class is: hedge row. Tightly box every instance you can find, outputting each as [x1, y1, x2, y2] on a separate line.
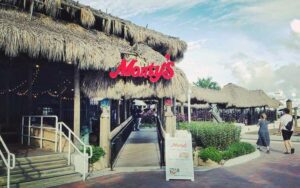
[199, 142, 256, 163]
[180, 121, 241, 150]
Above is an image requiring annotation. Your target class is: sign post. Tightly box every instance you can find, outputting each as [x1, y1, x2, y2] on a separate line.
[165, 130, 194, 181]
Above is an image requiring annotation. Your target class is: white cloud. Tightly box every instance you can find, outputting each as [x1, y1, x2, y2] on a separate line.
[79, 0, 205, 18]
[187, 39, 207, 51]
[228, 54, 300, 99]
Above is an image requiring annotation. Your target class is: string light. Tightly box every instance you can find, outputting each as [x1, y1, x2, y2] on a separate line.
[1, 65, 75, 101]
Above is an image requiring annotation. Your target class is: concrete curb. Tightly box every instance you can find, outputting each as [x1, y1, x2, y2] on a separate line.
[89, 166, 163, 179]
[89, 149, 261, 178]
[223, 149, 260, 167]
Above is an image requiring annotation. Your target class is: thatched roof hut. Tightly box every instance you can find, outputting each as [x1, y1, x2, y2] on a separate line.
[222, 83, 281, 108]
[0, 0, 188, 100]
[191, 86, 229, 105]
[191, 83, 281, 109]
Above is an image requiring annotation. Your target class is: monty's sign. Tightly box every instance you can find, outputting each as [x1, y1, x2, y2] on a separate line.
[109, 54, 175, 83]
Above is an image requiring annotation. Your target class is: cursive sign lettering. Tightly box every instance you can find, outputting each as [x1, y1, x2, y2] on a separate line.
[109, 54, 175, 83]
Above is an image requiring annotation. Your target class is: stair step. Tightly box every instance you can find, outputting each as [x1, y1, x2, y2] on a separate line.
[10, 163, 70, 175]
[0, 154, 65, 167]
[0, 167, 77, 185]
[11, 173, 82, 188]
[1, 166, 75, 181]
[7, 159, 68, 173]
[14, 154, 66, 165]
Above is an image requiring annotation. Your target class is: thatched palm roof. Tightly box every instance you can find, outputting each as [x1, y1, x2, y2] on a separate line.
[251, 90, 282, 109]
[191, 83, 281, 108]
[0, 0, 186, 61]
[191, 86, 229, 104]
[82, 68, 189, 102]
[0, 9, 172, 70]
[222, 83, 281, 108]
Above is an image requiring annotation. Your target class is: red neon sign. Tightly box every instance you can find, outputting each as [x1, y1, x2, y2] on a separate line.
[109, 54, 175, 83]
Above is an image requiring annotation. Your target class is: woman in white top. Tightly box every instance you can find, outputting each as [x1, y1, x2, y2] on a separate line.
[278, 108, 295, 154]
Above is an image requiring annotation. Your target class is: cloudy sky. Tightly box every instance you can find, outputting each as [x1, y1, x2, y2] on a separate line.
[81, 0, 300, 99]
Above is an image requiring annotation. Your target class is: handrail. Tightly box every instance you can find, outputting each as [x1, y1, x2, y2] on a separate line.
[58, 122, 92, 180]
[110, 116, 133, 139]
[157, 116, 166, 139]
[156, 116, 165, 168]
[21, 115, 58, 152]
[110, 116, 134, 170]
[21, 115, 92, 181]
[0, 135, 16, 188]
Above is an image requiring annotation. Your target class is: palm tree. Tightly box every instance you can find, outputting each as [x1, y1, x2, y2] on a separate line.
[193, 77, 221, 90]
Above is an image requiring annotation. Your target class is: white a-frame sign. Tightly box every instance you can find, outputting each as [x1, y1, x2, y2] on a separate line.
[165, 130, 194, 181]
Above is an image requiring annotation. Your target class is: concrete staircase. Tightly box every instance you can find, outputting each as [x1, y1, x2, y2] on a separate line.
[0, 153, 82, 188]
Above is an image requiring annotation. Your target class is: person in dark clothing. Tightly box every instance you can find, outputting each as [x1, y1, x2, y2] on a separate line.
[256, 113, 270, 153]
[135, 106, 143, 131]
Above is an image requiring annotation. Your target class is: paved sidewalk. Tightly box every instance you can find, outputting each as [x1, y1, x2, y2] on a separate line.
[58, 142, 300, 188]
[114, 128, 160, 168]
[242, 134, 300, 142]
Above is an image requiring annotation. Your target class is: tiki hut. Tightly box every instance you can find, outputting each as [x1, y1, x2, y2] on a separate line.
[191, 86, 229, 105]
[191, 84, 280, 109]
[222, 83, 281, 108]
[0, 0, 188, 137]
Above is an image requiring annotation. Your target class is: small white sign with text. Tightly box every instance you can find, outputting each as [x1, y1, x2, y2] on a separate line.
[165, 130, 194, 181]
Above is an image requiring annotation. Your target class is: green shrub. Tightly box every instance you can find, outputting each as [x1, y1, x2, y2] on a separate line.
[83, 146, 105, 164]
[222, 142, 255, 160]
[199, 147, 222, 163]
[179, 121, 241, 150]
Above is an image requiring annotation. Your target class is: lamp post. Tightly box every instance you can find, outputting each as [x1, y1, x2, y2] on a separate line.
[188, 87, 191, 124]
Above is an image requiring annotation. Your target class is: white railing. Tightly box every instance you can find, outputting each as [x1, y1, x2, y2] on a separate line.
[21, 115, 58, 152]
[58, 122, 93, 180]
[0, 135, 16, 188]
[21, 115, 93, 180]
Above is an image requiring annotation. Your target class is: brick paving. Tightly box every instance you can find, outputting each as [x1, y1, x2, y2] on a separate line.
[58, 141, 300, 188]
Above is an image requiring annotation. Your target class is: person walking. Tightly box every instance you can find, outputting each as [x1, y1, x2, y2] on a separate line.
[256, 113, 271, 153]
[278, 108, 295, 154]
[135, 106, 143, 131]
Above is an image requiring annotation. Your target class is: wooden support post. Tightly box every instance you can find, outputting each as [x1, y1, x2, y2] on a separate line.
[180, 103, 184, 115]
[160, 98, 164, 123]
[30, 0, 34, 20]
[100, 107, 111, 168]
[294, 107, 298, 128]
[73, 64, 80, 138]
[165, 106, 176, 137]
[124, 98, 127, 119]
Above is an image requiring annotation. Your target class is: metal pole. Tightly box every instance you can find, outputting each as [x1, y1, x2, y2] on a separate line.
[68, 131, 71, 165]
[54, 117, 58, 152]
[83, 147, 86, 181]
[40, 117, 43, 148]
[21, 117, 24, 145]
[28, 117, 31, 146]
[188, 88, 191, 123]
[7, 157, 10, 188]
[59, 124, 62, 153]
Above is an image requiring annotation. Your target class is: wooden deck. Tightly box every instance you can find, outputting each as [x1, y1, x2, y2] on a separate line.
[114, 128, 160, 168]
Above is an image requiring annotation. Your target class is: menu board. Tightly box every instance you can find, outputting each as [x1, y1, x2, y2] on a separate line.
[165, 130, 194, 181]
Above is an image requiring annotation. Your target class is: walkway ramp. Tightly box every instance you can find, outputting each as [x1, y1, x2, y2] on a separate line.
[114, 128, 160, 167]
